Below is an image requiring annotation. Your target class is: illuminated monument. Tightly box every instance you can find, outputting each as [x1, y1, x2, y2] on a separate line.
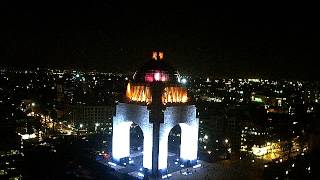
[112, 52, 199, 176]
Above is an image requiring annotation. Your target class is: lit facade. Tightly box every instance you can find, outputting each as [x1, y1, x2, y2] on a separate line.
[126, 82, 188, 104]
[68, 105, 113, 131]
[112, 52, 199, 176]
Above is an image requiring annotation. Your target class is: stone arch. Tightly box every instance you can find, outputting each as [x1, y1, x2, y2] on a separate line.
[167, 124, 181, 155]
[179, 123, 198, 163]
[158, 105, 199, 171]
[130, 122, 144, 152]
[112, 121, 132, 161]
[112, 103, 153, 169]
[112, 103, 198, 172]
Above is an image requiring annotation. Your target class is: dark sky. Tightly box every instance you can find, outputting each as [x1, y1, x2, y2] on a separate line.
[1, 1, 318, 79]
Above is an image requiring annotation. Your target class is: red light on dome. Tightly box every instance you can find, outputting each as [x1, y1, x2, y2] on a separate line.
[145, 71, 168, 82]
[145, 73, 154, 82]
[161, 75, 167, 81]
[154, 72, 161, 81]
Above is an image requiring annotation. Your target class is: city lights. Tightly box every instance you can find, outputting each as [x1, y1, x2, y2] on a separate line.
[137, 172, 144, 177]
[193, 164, 201, 168]
[18, 133, 37, 140]
[108, 162, 117, 167]
[204, 134, 208, 140]
[252, 145, 268, 156]
[1, 3, 319, 179]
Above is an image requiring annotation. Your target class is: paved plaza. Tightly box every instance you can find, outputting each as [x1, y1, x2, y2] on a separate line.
[98, 152, 264, 179]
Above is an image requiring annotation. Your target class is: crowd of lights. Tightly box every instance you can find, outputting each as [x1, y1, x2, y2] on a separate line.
[250, 142, 282, 160]
[252, 145, 269, 156]
[18, 133, 37, 140]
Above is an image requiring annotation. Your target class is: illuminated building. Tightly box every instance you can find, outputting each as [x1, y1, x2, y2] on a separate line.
[68, 105, 114, 131]
[197, 103, 240, 159]
[55, 82, 65, 119]
[112, 52, 199, 176]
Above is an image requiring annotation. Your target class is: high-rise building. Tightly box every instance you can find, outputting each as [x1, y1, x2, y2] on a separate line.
[68, 105, 114, 132]
[197, 102, 240, 159]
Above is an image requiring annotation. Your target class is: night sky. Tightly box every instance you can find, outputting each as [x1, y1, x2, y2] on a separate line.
[1, 2, 318, 79]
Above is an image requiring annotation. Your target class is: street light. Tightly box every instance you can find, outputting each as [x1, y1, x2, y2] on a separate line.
[204, 135, 208, 140]
[225, 139, 229, 144]
[95, 123, 100, 132]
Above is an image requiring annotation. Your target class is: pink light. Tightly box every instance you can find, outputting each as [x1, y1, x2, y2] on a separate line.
[145, 71, 168, 82]
[161, 75, 167, 81]
[145, 73, 154, 82]
[154, 72, 161, 81]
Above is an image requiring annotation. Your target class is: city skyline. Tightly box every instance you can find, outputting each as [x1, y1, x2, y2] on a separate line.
[1, 55, 318, 179]
[1, 2, 318, 79]
[1, 2, 319, 179]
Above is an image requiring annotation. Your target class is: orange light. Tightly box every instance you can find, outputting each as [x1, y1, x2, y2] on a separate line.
[158, 52, 164, 60]
[127, 83, 188, 105]
[152, 51, 164, 61]
[126, 83, 152, 104]
[152, 52, 158, 60]
[162, 86, 188, 104]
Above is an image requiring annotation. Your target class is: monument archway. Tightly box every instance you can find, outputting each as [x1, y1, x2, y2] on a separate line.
[112, 52, 199, 176]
